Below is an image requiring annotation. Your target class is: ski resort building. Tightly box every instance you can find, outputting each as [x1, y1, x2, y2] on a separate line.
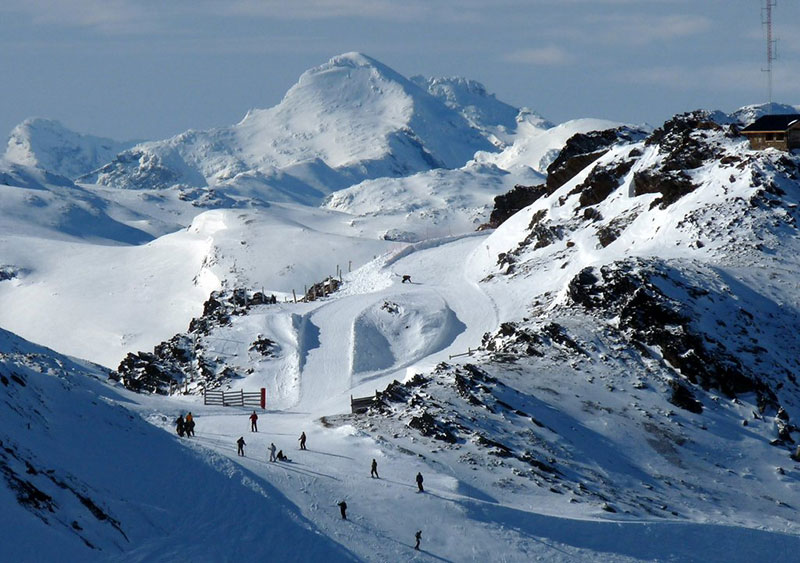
[741, 114, 800, 151]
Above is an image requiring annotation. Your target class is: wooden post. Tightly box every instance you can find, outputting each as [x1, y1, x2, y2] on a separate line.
[260, 388, 266, 409]
[240, 389, 244, 407]
[348, 260, 352, 272]
[293, 289, 297, 303]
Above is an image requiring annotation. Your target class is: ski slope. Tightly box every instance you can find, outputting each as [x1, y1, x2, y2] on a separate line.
[293, 234, 499, 411]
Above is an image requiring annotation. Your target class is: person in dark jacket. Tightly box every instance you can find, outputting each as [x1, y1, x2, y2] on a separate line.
[416, 472, 424, 492]
[249, 411, 258, 432]
[175, 415, 185, 437]
[298, 431, 307, 450]
[185, 412, 195, 437]
[371, 459, 379, 478]
[414, 530, 422, 550]
[237, 436, 246, 456]
[276, 450, 288, 461]
[338, 500, 347, 520]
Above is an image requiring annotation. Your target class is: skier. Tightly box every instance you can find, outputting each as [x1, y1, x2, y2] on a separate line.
[371, 458, 379, 478]
[185, 412, 195, 437]
[414, 530, 422, 550]
[237, 436, 246, 456]
[175, 415, 185, 437]
[249, 410, 259, 432]
[416, 472, 424, 492]
[276, 450, 288, 461]
[268, 442, 277, 462]
[338, 500, 347, 520]
[299, 431, 307, 450]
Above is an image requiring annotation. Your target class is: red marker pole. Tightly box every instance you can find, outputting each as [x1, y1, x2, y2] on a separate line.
[260, 388, 266, 409]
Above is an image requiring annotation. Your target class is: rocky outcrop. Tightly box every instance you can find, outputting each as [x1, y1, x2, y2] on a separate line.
[485, 184, 548, 228]
[633, 111, 739, 209]
[546, 127, 646, 193]
[566, 260, 778, 410]
[113, 288, 279, 394]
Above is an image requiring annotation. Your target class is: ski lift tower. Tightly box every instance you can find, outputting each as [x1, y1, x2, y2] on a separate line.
[762, 0, 778, 111]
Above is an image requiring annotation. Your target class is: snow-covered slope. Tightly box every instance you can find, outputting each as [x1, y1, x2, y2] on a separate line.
[0, 204, 398, 368]
[0, 328, 355, 562]
[411, 75, 551, 146]
[81, 53, 500, 205]
[322, 161, 543, 241]
[0, 165, 151, 244]
[475, 117, 633, 174]
[95, 110, 800, 561]
[5, 53, 800, 561]
[5, 118, 137, 180]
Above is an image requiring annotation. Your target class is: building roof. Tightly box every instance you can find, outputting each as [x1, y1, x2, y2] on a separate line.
[741, 114, 800, 133]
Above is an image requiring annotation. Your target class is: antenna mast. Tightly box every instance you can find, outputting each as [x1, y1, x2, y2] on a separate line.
[762, 0, 778, 108]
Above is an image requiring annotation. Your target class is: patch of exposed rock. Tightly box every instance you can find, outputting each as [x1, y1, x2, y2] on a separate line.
[112, 289, 279, 394]
[546, 127, 647, 193]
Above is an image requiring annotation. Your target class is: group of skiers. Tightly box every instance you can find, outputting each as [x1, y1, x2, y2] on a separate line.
[178, 408, 426, 551]
[337, 460, 425, 549]
[174, 413, 195, 437]
[237, 412, 304, 462]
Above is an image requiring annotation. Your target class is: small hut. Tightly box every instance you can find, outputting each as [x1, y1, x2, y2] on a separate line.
[741, 114, 800, 151]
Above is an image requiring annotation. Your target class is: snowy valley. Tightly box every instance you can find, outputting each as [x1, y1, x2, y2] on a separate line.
[2, 53, 800, 562]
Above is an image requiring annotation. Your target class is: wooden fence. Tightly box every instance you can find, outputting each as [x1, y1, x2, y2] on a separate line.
[204, 388, 266, 408]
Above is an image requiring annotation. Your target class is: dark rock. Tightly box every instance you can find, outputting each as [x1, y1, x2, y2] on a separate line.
[573, 160, 634, 209]
[546, 127, 646, 193]
[486, 184, 549, 228]
[668, 380, 703, 414]
[633, 169, 696, 209]
[408, 412, 458, 443]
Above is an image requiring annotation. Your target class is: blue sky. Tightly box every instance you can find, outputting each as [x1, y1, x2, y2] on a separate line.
[2, 0, 799, 141]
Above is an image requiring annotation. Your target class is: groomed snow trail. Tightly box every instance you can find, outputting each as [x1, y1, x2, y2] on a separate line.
[144, 395, 800, 563]
[294, 234, 499, 411]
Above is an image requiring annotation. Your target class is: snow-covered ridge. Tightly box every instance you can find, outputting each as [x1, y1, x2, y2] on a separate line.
[4, 117, 138, 180]
[79, 52, 508, 205]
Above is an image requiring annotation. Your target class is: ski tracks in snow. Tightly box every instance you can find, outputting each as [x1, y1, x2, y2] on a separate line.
[293, 234, 499, 411]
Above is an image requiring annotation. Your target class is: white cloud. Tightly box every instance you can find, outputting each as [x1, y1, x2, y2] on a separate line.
[503, 46, 572, 66]
[226, 0, 426, 21]
[588, 13, 711, 45]
[2, 0, 157, 34]
[623, 63, 760, 91]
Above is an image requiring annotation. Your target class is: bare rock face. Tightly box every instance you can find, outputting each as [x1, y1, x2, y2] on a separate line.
[546, 127, 647, 193]
[633, 111, 736, 209]
[566, 260, 778, 411]
[486, 184, 549, 228]
[113, 289, 279, 394]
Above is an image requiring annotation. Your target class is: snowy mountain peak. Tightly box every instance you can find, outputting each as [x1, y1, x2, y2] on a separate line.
[411, 74, 550, 146]
[5, 117, 137, 180]
[730, 102, 800, 126]
[324, 51, 391, 72]
[84, 53, 502, 203]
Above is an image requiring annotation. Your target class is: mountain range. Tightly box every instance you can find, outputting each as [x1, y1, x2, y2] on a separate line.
[2, 52, 800, 562]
